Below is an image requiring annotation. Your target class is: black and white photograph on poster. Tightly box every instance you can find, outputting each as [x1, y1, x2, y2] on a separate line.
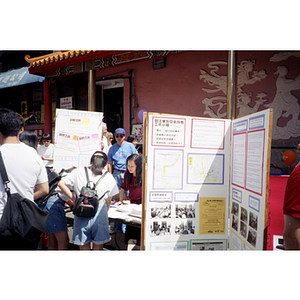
[191, 239, 227, 251]
[232, 215, 238, 231]
[175, 219, 195, 235]
[151, 204, 171, 219]
[247, 227, 257, 248]
[231, 201, 239, 216]
[240, 221, 247, 239]
[240, 207, 248, 223]
[150, 220, 171, 236]
[249, 212, 258, 230]
[175, 204, 196, 218]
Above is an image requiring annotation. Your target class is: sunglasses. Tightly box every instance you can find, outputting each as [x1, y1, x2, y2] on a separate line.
[115, 135, 124, 138]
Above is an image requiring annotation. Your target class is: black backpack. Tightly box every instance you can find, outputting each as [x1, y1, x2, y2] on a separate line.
[73, 167, 108, 218]
[35, 166, 77, 206]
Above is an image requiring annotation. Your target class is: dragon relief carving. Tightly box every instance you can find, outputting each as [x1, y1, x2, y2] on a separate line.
[200, 59, 268, 119]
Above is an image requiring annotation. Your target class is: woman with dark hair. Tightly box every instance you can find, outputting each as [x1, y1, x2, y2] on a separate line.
[58, 151, 119, 250]
[116, 154, 143, 248]
[126, 134, 138, 149]
[117, 154, 143, 205]
[19, 130, 39, 150]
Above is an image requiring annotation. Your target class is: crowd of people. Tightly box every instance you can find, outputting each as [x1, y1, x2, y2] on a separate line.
[5, 107, 300, 251]
[0, 109, 143, 251]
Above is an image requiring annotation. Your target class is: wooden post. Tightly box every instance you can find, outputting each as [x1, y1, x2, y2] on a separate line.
[141, 111, 148, 250]
[43, 79, 52, 136]
[263, 109, 273, 250]
[226, 50, 237, 120]
[88, 70, 96, 111]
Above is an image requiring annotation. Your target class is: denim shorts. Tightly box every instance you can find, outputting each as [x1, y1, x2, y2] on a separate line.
[72, 197, 110, 246]
[40, 194, 68, 233]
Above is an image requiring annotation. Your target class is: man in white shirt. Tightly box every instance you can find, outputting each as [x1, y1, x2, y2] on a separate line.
[0, 108, 49, 249]
[38, 132, 55, 173]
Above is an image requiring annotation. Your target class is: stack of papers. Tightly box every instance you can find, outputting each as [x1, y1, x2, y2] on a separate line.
[129, 205, 142, 218]
[115, 204, 141, 217]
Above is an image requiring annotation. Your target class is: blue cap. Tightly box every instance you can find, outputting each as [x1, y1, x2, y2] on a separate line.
[115, 128, 126, 135]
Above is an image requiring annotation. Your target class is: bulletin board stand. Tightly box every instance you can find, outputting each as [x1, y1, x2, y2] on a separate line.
[141, 109, 273, 251]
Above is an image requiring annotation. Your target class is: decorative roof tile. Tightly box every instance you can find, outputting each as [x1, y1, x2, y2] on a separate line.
[25, 50, 95, 68]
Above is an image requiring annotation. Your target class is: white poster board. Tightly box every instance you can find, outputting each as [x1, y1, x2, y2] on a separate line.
[53, 109, 103, 172]
[143, 113, 231, 250]
[229, 109, 272, 250]
[142, 109, 272, 250]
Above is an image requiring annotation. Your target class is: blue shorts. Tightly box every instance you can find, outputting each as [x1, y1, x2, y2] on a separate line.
[72, 198, 110, 246]
[40, 194, 68, 233]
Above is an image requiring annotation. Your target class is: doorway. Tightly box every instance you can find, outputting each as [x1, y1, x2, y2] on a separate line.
[96, 79, 124, 134]
[103, 87, 123, 132]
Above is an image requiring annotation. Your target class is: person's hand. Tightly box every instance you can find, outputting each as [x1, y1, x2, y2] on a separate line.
[67, 199, 75, 208]
[115, 201, 123, 206]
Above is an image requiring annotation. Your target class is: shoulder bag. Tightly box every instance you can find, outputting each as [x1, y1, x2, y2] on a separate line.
[0, 152, 49, 243]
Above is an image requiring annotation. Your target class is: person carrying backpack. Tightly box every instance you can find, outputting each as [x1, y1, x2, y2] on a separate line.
[58, 151, 119, 250]
[0, 109, 48, 250]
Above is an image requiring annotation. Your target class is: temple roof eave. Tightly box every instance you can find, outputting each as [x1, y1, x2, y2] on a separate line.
[25, 50, 126, 76]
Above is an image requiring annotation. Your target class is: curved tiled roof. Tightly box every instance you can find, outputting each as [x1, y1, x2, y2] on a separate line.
[25, 50, 97, 68]
[26, 50, 181, 77]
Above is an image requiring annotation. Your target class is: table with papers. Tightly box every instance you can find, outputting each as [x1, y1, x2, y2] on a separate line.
[108, 204, 142, 228]
[66, 203, 142, 228]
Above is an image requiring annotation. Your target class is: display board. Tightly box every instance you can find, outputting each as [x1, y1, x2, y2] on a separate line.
[142, 112, 232, 250]
[142, 109, 272, 251]
[53, 109, 103, 173]
[229, 109, 273, 250]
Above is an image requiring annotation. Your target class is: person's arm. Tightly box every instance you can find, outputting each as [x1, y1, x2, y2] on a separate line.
[116, 188, 125, 206]
[58, 179, 76, 201]
[33, 182, 49, 200]
[107, 161, 113, 174]
[106, 197, 112, 211]
[41, 157, 54, 162]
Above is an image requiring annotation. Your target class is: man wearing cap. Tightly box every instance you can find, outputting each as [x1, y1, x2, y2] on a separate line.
[107, 128, 138, 190]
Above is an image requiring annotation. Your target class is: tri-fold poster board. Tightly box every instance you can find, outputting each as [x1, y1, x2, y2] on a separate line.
[141, 109, 273, 250]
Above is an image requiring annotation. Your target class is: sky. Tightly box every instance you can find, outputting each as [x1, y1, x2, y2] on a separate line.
[2, 1, 300, 51]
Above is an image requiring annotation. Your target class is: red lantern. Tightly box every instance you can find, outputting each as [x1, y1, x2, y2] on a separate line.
[282, 150, 296, 166]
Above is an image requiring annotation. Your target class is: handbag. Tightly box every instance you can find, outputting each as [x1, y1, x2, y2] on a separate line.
[73, 167, 108, 218]
[0, 152, 49, 243]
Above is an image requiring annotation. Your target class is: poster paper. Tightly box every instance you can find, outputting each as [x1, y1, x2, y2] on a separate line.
[54, 109, 103, 172]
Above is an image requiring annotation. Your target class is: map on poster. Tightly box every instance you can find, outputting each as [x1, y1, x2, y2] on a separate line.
[53, 109, 103, 172]
[153, 149, 183, 189]
[187, 153, 224, 184]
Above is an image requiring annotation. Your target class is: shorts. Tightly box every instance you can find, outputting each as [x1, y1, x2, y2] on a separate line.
[40, 194, 68, 233]
[72, 197, 110, 246]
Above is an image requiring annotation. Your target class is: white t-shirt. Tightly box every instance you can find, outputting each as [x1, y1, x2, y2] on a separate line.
[63, 166, 119, 200]
[0, 143, 48, 219]
[37, 143, 55, 167]
[102, 136, 108, 154]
